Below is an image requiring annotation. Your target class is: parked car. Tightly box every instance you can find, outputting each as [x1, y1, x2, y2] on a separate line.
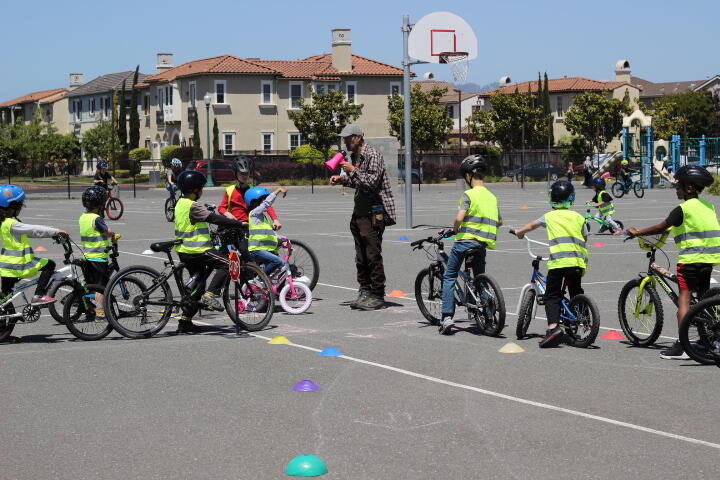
[505, 162, 562, 181]
[194, 160, 236, 183]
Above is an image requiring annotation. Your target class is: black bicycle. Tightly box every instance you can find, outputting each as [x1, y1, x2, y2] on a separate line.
[164, 190, 177, 222]
[679, 295, 720, 366]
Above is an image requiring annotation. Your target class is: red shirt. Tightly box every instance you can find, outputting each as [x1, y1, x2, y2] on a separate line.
[218, 185, 278, 222]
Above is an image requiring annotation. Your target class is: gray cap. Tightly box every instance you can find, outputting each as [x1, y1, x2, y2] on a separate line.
[339, 124, 364, 138]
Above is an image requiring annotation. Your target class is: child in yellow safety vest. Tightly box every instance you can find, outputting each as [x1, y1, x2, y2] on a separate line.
[512, 180, 589, 348]
[245, 186, 289, 278]
[590, 178, 623, 235]
[627, 165, 720, 360]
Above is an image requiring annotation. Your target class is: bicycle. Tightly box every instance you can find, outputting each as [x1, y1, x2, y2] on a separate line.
[617, 232, 720, 346]
[611, 175, 644, 199]
[411, 229, 505, 336]
[583, 203, 624, 234]
[164, 186, 178, 222]
[104, 184, 124, 220]
[104, 228, 274, 338]
[678, 295, 720, 366]
[511, 231, 600, 347]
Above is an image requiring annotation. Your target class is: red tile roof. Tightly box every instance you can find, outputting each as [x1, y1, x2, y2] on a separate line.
[481, 77, 631, 96]
[299, 53, 404, 77]
[0, 88, 68, 108]
[411, 80, 479, 103]
[139, 55, 277, 86]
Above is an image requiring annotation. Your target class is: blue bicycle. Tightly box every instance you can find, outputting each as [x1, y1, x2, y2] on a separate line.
[510, 231, 600, 347]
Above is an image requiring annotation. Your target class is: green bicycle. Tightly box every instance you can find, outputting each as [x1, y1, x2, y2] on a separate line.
[583, 203, 623, 234]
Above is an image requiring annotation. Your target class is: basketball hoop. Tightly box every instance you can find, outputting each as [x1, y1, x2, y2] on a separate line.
[439, 51, 469, 83]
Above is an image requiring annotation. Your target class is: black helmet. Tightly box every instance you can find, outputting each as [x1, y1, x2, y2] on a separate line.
[231, 156, 253, 174]
[549, 180, 575, 208]
[82, 186, 108, 209]
[460, 155, 486, 177]
[177, 170, 207, 194]
[674, 165, 714, 189]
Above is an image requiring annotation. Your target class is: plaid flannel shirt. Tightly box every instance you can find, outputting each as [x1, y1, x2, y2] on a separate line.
[342, 143, 397, 226]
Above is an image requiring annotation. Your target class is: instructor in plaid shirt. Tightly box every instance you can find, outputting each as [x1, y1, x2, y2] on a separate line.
[330, 124, 396, 310]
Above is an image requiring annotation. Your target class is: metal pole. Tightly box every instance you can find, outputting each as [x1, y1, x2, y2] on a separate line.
[205, 103, 214, 187]
[458, 88, 462, 157]
[402, 14, 413, 229]
[521, 123, 525, 189]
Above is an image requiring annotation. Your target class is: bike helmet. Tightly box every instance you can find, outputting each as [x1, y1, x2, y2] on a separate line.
[97, 161, 108, 169]
[170, 158, 182, 168]
[621, 160, 629, 166]
[0, 185, 25, 208]
[244, 186, 270, 207]
[82, 185, 108, 209]
[674, 164, 715, 190]
[231, 156, 253, 174]
[459, 155, 487, 178]
[592, 178, 606, 189]
[549, 180, 575, 208]
[177, 170, 207, 194]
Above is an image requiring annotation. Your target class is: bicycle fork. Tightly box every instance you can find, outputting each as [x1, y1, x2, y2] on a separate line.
[633, 275, 656, 318]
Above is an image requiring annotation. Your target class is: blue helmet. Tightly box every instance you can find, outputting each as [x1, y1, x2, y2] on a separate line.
[97, 161, 108, 169]
[0, 185, 25, 208]
[244, 186, 270, 207]
[170, 158, 182, 167]
[592, 178, 606, 189]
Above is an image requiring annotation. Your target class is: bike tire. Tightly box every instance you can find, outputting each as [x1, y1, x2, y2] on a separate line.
[516, 288, 536, 339]
[223, 262, 275, 332]
[48, 278, 78, 324]
[0, 307, 16, 342]
[679, 296, 720, 365]
[278, 239, 319, 291]
[701, 287, 720, 299]
[473, 274, 506, 336]
[611, 181, 625, 198]
[106, 197, 124, 220]
[566, 294, 600, 348]
[62, 284, 113, 341]
[414, 267, 443, 326]
[633, 182, 645, 198]
[164, 197, 176, 222]
[105, 266, 172, 339]
[279, 281, 312, 314]
[617, 278, 663, 346]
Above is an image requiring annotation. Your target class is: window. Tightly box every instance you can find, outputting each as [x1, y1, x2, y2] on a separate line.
[315, 83, 339, 95]
[261, 80, 273, 104]
[446, 105, 454, 118]
[223, 132, 236, 154]
[164, 86, 172, 106]
[90, 99, 95, 114]
[215, 80, 226, 104]
[262, 132, 273, 151]
[158, 87, 164, 108]
[346, 81, 357, 104]
[289, 133, 303, 150]
[390, 82, 402, 96]
[556, 96, 563, 117]
[189, 82, 196, 108]
[290, 82, 303, 109]
[143, 94, 150, 115]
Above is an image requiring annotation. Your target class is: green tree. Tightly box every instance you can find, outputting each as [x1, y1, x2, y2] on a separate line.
[118, 80, 127, 149]
[564, 92, 631, 161]
[212, 118, 220, 159]
[82, 121, 119, 161]
[289, 144, 333, 165]
[192, 113, 202, 158]
[387, 85, 452, 152]
[289, 89, 363, 161]
[128, 66, 140, 149]
[644, 91, 718, 140]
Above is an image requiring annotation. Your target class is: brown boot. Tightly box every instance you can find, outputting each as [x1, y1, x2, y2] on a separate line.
[349, 289, 370, 309]
[355, 293, 385, 311]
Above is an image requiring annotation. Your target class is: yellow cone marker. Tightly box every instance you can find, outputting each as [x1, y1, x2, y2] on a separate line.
[268, 335, 292, 345]
[498, 342, 525, 353]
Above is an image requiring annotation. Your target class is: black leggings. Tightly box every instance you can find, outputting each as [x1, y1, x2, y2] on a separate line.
[1, 259, 56, 298]
[177, 252, 228, 319]
[544, 266, 584, 326]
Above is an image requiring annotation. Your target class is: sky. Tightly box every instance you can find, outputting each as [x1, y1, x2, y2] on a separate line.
[1, 0, 719, 101]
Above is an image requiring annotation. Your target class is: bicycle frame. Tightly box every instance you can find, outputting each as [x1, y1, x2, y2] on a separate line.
[632, 249, 680, 317]
[424, 236, 480, 308]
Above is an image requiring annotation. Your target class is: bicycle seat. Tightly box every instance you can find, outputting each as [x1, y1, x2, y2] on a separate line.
[150, 240, 181, 253]
[463, 246, 486, 258]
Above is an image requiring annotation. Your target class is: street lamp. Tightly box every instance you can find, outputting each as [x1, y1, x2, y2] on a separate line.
[203, 93, 214, 187]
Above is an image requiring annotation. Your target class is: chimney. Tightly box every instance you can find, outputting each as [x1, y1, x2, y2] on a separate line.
[156, 53, 174, 73]
[615, 59, 631, 83]
[331, 29, 352, 72]
[68, 73, 84, 90]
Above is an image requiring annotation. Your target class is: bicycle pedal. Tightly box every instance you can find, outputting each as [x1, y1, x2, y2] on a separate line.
[536, 294, 547, 305]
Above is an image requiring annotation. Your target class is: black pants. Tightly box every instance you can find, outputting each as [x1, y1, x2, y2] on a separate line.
[544, 266, 584, 325]
[178, 252, 228, 319]
[1, 259, 56, 298]
[349, 215, 385, 295]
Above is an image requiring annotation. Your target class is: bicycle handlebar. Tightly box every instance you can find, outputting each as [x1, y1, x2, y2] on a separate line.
[508, 230, 550, 260]
[410, 228, 454, 249]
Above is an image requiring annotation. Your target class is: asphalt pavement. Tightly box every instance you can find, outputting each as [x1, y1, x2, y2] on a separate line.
[1, 182, 719, 480]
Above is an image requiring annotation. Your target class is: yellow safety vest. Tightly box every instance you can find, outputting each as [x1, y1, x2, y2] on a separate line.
[174, 198, 212, 254]
[454, 186, 499, 249]
[248, 214, 278, 252]
[0, 218, 49, 278]
[79, 212, 109, 260]
[546, 209, 588, 271]
[671, 198, 720, 265]
[597, 190, 615, 216]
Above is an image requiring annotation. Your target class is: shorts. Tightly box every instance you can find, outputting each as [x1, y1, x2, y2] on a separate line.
[83, 261, 110, 286]
[676, 263, 712, 293]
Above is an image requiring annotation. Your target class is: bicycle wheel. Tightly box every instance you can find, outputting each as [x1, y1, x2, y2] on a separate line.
[279, 239, 319, 290]
[617, 278, 663, 346]
[0, 307, 16, 343]
[63, 284, 113, 341]
[611, 181, 625, 198]
[633, 181, 645, 198]
[279, 281, 312, 314]
[48, 278, 78, 324]
[164, 197, 175, 222]
[223, 262, 275, 331]
[414, 267, 443, 326]
[105, 266, 172, 339]
[106, 197, 124, 220]
[566, 294, 600, 348]
[472, 274, 506, 336]
[701, 287, 720, 299]
[516, 288, 536, 339]
[679, 296, 720, 365]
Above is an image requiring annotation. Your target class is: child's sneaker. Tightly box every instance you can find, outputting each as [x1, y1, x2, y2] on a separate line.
[31, 295, 56, 306]
[200, 292, 223, 311]
[439, 315, 454, 335]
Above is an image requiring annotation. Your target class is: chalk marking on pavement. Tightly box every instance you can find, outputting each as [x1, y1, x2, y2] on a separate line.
[251, 331, 720, 451]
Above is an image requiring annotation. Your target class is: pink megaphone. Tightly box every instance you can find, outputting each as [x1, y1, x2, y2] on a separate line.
[324, 151, 347, 172]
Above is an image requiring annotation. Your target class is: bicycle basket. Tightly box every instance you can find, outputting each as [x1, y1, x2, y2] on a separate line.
[638, 231, 669, 251]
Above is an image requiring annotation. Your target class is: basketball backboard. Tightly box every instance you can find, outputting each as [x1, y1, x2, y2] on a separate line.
[408, 11, 477, 64]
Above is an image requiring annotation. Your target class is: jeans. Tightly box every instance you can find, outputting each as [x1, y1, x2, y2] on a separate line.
[441, 241, 486, 317]
[250, 250, 287, 275]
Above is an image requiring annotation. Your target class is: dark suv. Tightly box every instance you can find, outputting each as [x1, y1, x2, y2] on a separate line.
[505, 162, 562, 181]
